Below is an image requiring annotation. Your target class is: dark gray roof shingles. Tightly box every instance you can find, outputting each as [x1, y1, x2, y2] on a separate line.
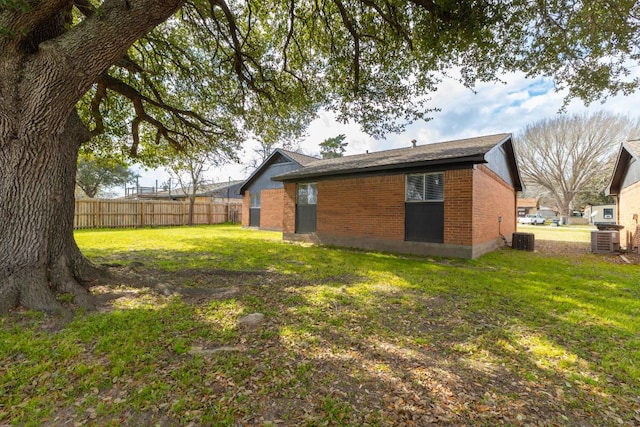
[279, 149, 319, 166]
[274, 133, 511, 181]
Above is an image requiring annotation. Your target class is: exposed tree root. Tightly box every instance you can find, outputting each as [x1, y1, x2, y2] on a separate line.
[50, 251, 103, 312]
[0, 282, 20, 316]
[0, 251, 110, 316]
[0, 268, 66, 316]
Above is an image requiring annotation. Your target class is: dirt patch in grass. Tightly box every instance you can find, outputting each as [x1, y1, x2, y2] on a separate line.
[534, 239, 591, 256]
[534, 239, 640, 263]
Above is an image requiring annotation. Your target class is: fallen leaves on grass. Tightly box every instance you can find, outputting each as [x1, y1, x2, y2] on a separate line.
[3, 240, 639, 426]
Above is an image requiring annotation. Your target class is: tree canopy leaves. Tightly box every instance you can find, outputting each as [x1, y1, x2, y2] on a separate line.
[23, 0, 636, 171]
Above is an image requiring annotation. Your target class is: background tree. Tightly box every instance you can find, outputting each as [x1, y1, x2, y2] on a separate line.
[165, 145, 233, 226]
[76, 153, 135, 198]
[320, 134, 348, 159]
[573, 157, 618, 209]
[2, 2, 640, 314]
[247, 105, 310, 164]
[244, 137, 302, 174]
[516, 112, 640, 221]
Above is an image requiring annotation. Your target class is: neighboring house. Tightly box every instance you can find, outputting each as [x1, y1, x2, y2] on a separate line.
[517, 198, 538, 217]
[607, 139, 640, 251]
[240, 149, 319, 230]
[171, 181, 244, 202]
[129, 180, 244, 202]
[272, 134, 523, 259]
[198, 181, 244, 203]
[584, 204, 617, 224]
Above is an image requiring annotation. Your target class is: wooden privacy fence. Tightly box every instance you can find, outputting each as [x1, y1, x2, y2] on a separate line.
[74, 199, 242, 229]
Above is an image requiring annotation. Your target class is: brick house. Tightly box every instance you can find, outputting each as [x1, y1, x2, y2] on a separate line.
[240, 149, 318, 230]
[272, 134, 523, 259]
[516, 198, 539, 217]
[607, 139, 640, 251]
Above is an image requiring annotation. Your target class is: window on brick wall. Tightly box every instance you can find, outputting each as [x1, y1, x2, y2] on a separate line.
[250, 192, 261, 208]
[297, 183, 318, 205]
[406, 173, 444, 202]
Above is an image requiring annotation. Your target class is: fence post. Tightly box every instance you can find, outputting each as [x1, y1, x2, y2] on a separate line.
[95, 199, 100, 228]
[183, 201, 187, 225]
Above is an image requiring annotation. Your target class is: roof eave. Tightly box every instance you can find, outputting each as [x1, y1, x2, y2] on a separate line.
[498, 135, 524, 192]
[606, 144, 634, 196]
[273, 155, 487, 182]
[239, 149, 303, 194]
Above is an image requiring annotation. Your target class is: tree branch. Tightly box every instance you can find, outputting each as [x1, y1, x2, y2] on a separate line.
[360, 0, 413, 49]
[36, 0, 185, 103]
[90, 73, 228, 155]
[209, 0, 268, 98]
[89, 79, 107, 137]
[0, 0, 70, 53]
[100, 74, 215, 129]
[332, 0, 360, 92]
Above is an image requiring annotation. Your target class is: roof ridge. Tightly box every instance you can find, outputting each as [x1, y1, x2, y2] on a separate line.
[272, 133, 513, 182]
[316, 132, 511, 161]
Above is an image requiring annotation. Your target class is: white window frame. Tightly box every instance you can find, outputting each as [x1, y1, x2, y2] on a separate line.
[297, 183, 318, 205]
[250, 192, 261, 208]
[405, 172, 444, 202]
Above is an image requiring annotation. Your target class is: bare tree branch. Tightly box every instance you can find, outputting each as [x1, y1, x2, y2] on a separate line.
[517, 112, 640, 216]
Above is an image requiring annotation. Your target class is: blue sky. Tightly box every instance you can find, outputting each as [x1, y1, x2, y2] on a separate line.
[133, 69, 640, 190]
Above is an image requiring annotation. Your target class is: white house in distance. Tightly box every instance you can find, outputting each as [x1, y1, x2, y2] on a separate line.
[584, 204, 617, 225]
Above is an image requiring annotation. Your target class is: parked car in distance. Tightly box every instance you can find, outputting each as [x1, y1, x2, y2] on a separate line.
[518, 214, 546, 225]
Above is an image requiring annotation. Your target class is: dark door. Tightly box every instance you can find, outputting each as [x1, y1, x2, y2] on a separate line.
[249, 192, 261, 227]
[296, 205, 317, 233]
[296, 182, 317, 233]
[405, 202, 444, 243]
[249, 208, 261, 227]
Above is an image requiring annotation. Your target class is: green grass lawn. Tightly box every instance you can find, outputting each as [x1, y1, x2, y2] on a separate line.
[517, 223, 595, 242]
[2, 225, 639, 426]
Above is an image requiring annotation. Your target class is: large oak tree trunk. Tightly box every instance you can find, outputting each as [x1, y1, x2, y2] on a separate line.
[0, 109, 102, 315]
[0, 2, 184, 315]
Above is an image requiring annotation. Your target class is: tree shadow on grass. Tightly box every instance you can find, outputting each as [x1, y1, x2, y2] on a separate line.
[30, 234, 638, 425]
[263, 281, 638, 426]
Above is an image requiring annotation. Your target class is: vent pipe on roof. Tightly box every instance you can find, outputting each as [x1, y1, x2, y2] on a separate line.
[411, 139, 417, 148]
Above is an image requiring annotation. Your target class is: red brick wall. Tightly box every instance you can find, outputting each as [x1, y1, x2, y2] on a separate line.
[472, 165, 517, 244]
[443, 169, 474, 245]
[260, 188, 285, 230]
[618, 180, 640, 249]
[241, 192, 250, 227]
[283, 183, 297, 234]
[281, 166, 516, 250]
[317, 175, 405, 240]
